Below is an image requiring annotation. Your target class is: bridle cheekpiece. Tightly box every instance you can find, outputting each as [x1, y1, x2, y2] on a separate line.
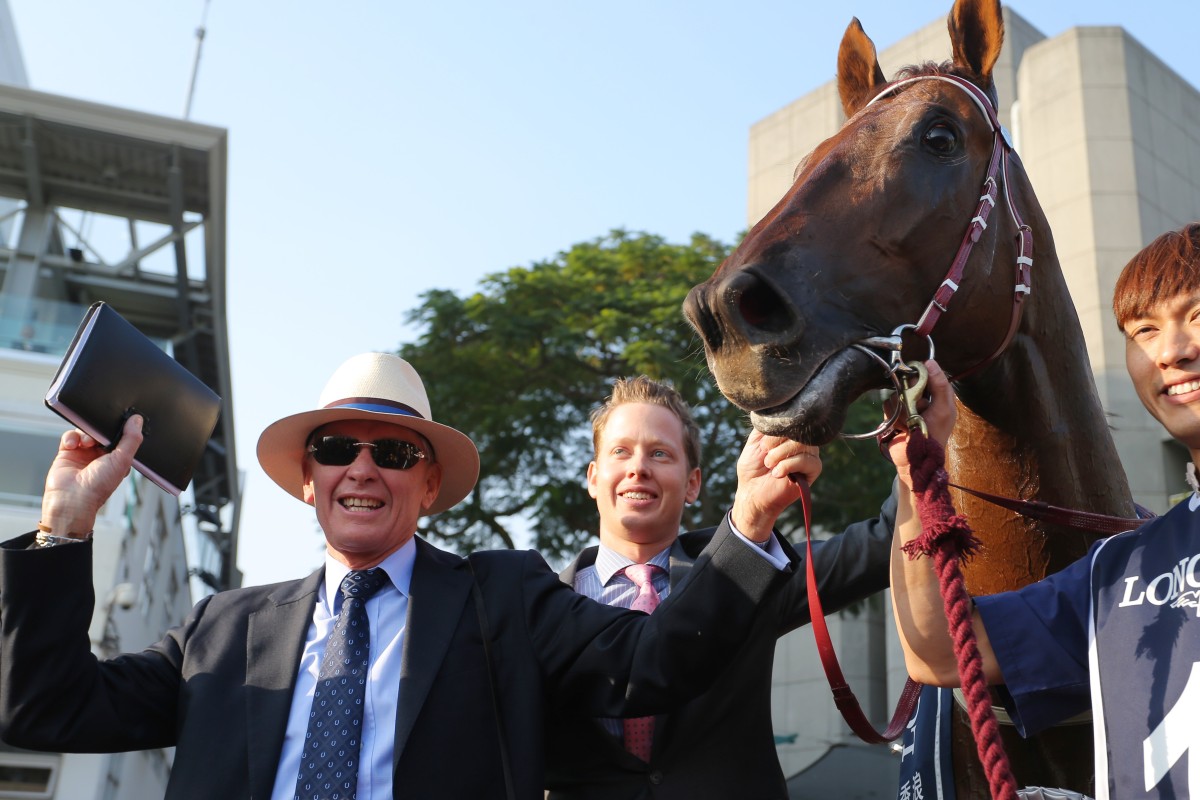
[858, 73, 1033, 383]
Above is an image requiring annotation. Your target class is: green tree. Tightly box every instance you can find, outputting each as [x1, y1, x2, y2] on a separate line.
[399, 230, 894, 561]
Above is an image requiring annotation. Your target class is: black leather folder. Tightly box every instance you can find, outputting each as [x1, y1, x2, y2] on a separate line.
[44, 302, 222, 496]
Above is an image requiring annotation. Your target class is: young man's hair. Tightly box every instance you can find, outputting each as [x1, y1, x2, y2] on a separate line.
[591, 376, 702, 471]
[1113, 222, 1200, 330]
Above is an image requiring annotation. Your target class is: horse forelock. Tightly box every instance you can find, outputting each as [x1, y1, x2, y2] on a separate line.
[893, 60, 957, 81]
[886, 60, 1000, 110]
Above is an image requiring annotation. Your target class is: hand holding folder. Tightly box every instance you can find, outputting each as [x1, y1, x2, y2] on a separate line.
[44, 302, 222, 496]
[40, 414, 146, 537]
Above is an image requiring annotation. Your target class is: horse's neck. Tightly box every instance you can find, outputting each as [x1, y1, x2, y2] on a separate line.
[948, 262, 1134, 588]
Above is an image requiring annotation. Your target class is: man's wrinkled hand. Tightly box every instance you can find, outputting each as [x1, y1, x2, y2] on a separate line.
[41, 415, 144, 537]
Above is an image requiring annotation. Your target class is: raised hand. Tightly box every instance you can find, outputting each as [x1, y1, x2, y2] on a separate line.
[41, 415, 144, 538]
[730, 430, 821, 542]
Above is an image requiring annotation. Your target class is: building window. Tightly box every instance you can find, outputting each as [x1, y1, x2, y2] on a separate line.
[0, 428, 57, 507]
[0, 752, 59, 799]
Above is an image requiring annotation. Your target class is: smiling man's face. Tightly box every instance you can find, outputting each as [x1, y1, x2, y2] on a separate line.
[587, 402, 701, 561]
[1124, 290, 1200, 462]
[302, 419, 441, 569]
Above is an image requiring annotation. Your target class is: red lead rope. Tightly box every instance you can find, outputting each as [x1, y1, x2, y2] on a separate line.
[796, 474, 922, 743]
[796, 425, 1019, 799]
[899, 429, 1017, 800]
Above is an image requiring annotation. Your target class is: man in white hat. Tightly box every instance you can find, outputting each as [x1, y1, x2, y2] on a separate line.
[0, 352, 807, 800]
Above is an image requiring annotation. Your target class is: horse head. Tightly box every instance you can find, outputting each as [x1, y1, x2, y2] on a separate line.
[684, 0, 1027, 445]
[694, 5, 1132, 792]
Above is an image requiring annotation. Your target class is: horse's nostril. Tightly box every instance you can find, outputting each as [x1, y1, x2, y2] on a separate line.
[739, 282, 775, 330]
[686, 269, 800, 352]
[731, 272, 794, 335]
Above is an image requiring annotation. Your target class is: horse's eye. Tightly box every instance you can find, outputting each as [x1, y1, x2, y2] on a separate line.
[923, 124, 958, 154]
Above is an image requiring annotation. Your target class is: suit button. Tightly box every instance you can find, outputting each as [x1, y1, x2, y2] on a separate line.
[649, 771, 663, 785]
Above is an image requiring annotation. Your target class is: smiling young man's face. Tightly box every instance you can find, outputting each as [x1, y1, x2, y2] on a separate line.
[302, 419, 441, 569]
[1124, 290, 1200, 460]
[587, 402, 701, 561]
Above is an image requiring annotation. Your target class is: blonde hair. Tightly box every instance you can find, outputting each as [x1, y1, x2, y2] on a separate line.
[590, 376, 701, 470]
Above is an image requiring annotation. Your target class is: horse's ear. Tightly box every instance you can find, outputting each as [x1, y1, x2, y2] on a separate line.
[837, 18, 887, 118]
[948, 0, 1004, 87]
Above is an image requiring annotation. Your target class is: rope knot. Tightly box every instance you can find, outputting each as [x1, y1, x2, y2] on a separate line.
[901, 513, 981, 560]
[902, 429, 982, 561]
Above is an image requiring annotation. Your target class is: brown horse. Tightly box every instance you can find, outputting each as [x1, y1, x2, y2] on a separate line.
[683, 0, 1135, 795]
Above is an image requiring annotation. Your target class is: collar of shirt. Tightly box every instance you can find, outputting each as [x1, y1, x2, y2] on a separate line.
[320, 536, 417, 614]
[594, 542, 672, 587]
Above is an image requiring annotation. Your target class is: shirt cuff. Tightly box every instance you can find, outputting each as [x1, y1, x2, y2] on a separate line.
[726, 513, 790, 569]
[31, 530, 92, 549]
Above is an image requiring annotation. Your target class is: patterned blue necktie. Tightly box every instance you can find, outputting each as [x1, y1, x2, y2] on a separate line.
[294, 568, 389, 800]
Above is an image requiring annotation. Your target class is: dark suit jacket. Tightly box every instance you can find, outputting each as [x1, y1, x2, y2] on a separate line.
[0, 524, 786, 800]
[544, 494, 897, 800]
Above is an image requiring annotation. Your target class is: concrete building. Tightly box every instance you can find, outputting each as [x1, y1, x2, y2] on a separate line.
[0, 3, 239, 796]
[752, 7, 1200, 790]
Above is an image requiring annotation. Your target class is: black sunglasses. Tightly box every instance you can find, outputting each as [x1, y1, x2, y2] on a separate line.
[307, 436, 429, 470]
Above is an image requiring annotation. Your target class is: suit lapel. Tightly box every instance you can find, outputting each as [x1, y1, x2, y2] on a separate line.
[392, 538, 474, 767]
[245, 569, 323, 800]
[559, 545, 598, 586]
[638, 537, 704, 757]
[668, 536, 697, 592]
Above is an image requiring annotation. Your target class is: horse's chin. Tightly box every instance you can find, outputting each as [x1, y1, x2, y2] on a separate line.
[748, 348, 884, 445]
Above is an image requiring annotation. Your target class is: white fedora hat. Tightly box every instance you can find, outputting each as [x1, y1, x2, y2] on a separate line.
[256, 352, 479, 515]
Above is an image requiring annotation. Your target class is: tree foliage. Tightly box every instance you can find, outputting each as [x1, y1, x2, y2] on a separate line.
[399, 230, 894, 562]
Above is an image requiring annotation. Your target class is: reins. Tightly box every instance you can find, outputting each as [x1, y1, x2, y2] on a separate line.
[794, 475, 924, 744]
[948, 482, 1153, 535]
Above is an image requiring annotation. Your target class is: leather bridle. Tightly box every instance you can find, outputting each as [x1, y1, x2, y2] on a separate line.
[809, 75, 1144, 748]
[809, 73, 1036, 747]
[856, 73, 1033, 384]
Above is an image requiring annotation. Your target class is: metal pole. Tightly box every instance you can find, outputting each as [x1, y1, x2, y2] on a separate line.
[183, 0, 211, 120]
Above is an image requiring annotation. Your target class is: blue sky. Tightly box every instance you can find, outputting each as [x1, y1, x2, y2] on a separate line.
[8, 0, 1198, 586]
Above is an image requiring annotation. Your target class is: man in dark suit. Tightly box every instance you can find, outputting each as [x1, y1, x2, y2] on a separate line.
[0, 353, 805, 800]
[544, 376, 896, 799]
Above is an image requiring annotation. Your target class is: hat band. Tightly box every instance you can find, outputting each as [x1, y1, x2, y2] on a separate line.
[324, 397, 426, 419]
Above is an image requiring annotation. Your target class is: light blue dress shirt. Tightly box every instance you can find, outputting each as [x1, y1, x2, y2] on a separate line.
[270, 538, 416, 800]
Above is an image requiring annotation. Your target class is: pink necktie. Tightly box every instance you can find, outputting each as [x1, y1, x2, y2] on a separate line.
[623, 563, 663, 762]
